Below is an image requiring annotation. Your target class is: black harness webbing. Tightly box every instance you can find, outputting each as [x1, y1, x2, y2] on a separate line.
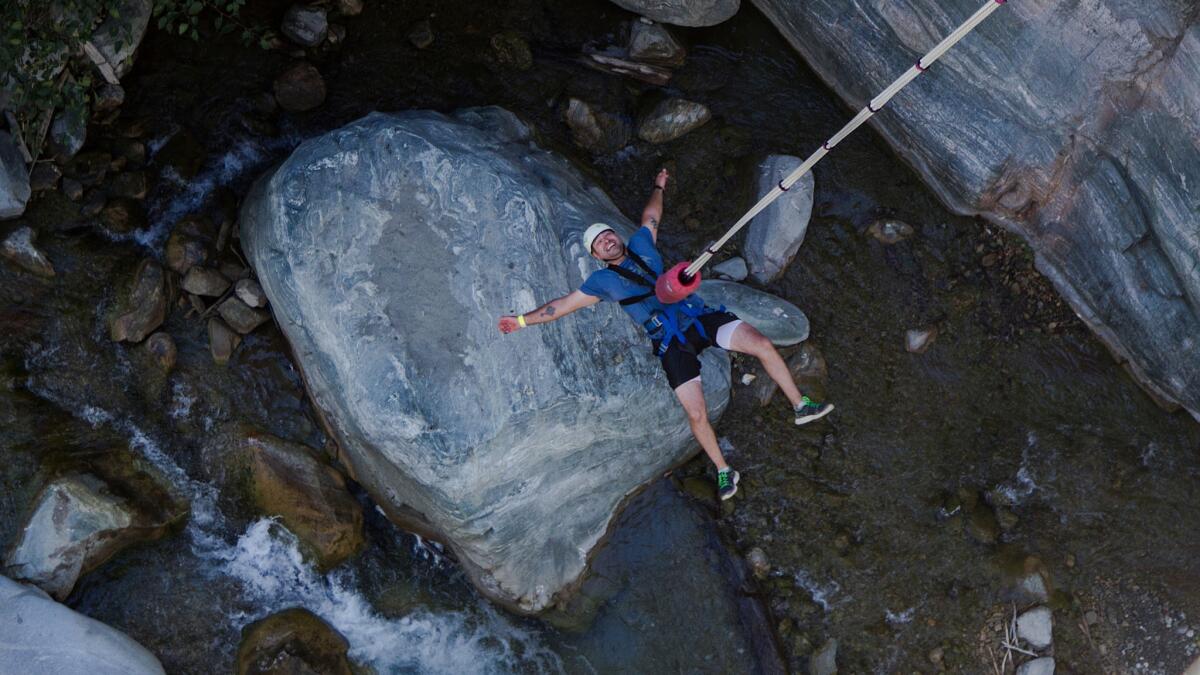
[607, 250, 660, 306]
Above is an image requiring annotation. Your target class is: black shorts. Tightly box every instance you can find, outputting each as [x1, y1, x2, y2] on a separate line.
[652, 311, 741, 390]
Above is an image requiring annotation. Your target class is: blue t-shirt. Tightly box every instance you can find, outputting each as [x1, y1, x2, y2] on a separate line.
[580, 226, 707, 336]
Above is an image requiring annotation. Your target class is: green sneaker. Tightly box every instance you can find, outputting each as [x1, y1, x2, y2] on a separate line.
[794, 396, 834, 425]
[717, 468, 740, 501]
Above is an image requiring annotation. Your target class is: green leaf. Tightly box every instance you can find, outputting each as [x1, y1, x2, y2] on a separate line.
[188, 1, 202, 15]
[178, 23, 188, 34]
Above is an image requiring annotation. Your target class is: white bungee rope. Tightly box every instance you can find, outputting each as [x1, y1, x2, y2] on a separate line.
[682, 0, 1009, 279]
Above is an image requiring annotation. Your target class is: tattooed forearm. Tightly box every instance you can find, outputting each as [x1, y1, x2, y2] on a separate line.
[647, 217, 658, 228]
[541, 305, 557, 317]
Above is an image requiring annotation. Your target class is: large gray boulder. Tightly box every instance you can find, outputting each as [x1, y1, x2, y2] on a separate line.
[240, 107, 730, 615]
[699, 279, 810, 346]
[606, 0, 739, 27]
[0, 575, 166, 675]
[750, 0, 1200, 417]
[744, 154, 815, 284]
[0, 132, 30, 220]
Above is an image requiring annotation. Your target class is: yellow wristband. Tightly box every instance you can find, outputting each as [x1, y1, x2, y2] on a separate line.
[517, 314, 527, 327]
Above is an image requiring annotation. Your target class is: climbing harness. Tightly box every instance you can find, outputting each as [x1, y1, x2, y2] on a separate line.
[606, 248, 714, 356]
[654, 0, 1010, 304]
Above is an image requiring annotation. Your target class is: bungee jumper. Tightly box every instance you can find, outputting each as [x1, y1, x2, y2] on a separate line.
[498, 169, 834, 501]
[498, 0, 1008, 500]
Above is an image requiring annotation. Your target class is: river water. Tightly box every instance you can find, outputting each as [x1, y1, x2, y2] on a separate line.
[3, 0, 1199, 673]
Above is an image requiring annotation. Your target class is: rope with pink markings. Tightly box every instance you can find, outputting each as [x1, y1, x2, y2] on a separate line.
[676, 0, 1010, 284]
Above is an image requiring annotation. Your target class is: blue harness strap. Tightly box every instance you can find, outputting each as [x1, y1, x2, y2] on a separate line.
[606, 249, 723, 355]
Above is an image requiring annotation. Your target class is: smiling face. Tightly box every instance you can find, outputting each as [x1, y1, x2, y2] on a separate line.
[590, 229, 625, 262]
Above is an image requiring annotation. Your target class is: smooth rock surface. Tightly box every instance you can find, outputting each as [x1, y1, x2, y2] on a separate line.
[0, 131, 30, 219]
[181, 266, 231, 297]
[235, 278, 269, 308]
[218, 296, 271, 334]
[109, 259, 167, 343]
[699, 279, 810, 345]
[236, 608, 352, 675]
[750, 0, 1200, 416]
[1017, 657, 1056, 675]
[208, 317, 241, 365]
[273, 62, 326, 112]
[1, 226, 55, 277]
[565, 98, 631, 154]
[606, 0, 739, 27]
[867, 218, 914, 245]
[629, 20, 687, 66]
[241, 107, 731, 614]
[48, 105, 87, 162]
[637, 98, 712, 143]
[233, 426, 364, 570]
[905, 326, 938, 354]
[809, 637, 838, 675]
[0, 575, 166, 675]
[712, 256, 748, 281]
[1017, 606, 1054, 650]
[744, 154, 814, 283]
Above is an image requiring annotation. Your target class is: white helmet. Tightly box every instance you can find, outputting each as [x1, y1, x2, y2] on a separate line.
[583, 223, 615, 254]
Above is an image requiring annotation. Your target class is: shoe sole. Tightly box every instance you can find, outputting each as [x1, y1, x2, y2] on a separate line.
[795, 404, 835, 426]
[719, 471, 740, 501]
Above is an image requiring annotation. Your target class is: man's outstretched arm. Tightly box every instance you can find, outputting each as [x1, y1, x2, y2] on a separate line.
[640, 168, 670, 243]
[498, 290, 601, 334]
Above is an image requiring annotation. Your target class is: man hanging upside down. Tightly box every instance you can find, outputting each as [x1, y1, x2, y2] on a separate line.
[498, 168, 833, 500]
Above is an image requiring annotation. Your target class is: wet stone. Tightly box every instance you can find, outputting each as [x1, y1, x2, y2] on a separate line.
[29, 163, 62, 192]
[408, 19, 433, 49]
[325, 23, 347, 48]
[181, 266, 231, 297]
[236, 608, 352, 675]
[112, 139, 146, 168]
[93, 83, 125, 112]
[281, 5, 329, 47]
[65, 151, 111, 187]
[1015, 572, 1050, 604]
[564, 98, 631, 154]
[746, 547, 770, 579]
[100, 197, 147, 234]
[809, 637, 838, 675]
[144, 332, 177, 371]
[110, 259, 167, 343]
[335, 0, 363, 16]
[905, 326, 938, 354]
[637, 98, 711, 143]
[218, 296, 271, 334]
[274, 62, 327, 112]
[867, 218, 915, 244]
[629, 19, 686, 67]
[966, 505, 999, 544]
[165, 230, 209, 275]
[491, 31, 532, 70]
[0, 131, 29, 219]
[1, 226, 55, 277]
[208, 317, 241, 365]
[48, 105, 87, 162]
[235, 278, 268, 308]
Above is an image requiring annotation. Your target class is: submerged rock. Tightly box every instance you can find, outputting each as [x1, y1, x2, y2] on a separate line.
[208, 317, 241, 365]
[109, 259, 167, 343]
[490, 31, 533, 70]
[182, 266, 231, 297]
[231, 426, 364, 569]
[408, 19, 434, 49]
[809, 637, 838, 675]
[698, 279, 810, 345]
[241, 107, 730, 614]
[144, 332, 177, 371]
[0, 131, 30, 219]
[628, 20, 686, 67]
[218, 296, 271, 334]
[99, 197, 147, 233]
[564, 98, 631, 154]
[274, 62, 326, 112]
[744, 155, 814, 284]
[752, 342, 827, 405]
[606, 0, 739, 27]
[1, 226, 55, 277]
[0, 575, 166, 674]
[235, 278, 268, 308]
[750, 0, 1200, 417]
[236, 608, 352, 675]
[637, 97, 711, 143]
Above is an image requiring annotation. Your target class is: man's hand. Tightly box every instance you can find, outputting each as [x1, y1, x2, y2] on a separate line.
[654, 168, 670, 190]
[498, 315, 522, 334]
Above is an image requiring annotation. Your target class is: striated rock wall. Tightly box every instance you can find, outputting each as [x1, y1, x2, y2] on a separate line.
[241, 107, 729, 615]
[750, 0, 1200, 416]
